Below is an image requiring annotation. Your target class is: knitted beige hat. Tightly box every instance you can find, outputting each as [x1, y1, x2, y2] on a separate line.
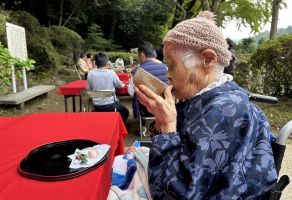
[163, 11, 231, 67]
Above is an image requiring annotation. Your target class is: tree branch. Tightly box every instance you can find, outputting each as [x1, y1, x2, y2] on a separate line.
[62, 8, 76, 27]
[58, 0, 64, 26]
[201, 0, 210, 10]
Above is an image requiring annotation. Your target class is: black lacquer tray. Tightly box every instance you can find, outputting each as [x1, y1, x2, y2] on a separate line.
[18, 139, 109, 181]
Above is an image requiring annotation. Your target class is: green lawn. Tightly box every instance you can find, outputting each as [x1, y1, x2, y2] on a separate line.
[255, 97, 292, 134]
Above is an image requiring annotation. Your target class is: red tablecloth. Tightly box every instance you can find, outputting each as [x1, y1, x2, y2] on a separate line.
[115, 72, 129, 82]
[58, 80, 86, 96]
[58, 72, 129, 96]
[0, 112, 128, 200]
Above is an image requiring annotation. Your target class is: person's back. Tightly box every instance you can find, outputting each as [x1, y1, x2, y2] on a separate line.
[87, 53, 129, 122]
[224, 38, 237, 75]
[87, 69, 122, 105]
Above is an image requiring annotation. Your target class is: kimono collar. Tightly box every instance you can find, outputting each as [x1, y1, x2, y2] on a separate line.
[194, 73, 233, 97]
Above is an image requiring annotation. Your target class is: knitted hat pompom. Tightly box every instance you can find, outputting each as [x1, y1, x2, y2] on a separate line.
[197, 11, 216, 23]
[163, 11, 231, 67]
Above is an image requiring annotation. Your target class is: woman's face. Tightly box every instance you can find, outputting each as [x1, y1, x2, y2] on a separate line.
[164, 48, 207, 100]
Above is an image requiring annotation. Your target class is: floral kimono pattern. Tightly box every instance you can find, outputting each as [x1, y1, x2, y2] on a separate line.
[148, 81, 277, 200]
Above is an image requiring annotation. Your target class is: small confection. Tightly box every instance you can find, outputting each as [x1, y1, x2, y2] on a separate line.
[88, 149, 99, 158]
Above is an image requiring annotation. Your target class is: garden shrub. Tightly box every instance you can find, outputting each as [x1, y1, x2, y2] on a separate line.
[7, 11, 85, 71]
[250, 34, 292, 97]
[49, 25, 84, 65]
[0, 10, 9, 45]
[0, 43, 35, 94]
[107, 51, 137, 66]
[8, 11, 61, 71]
[27, 33, 61, 71]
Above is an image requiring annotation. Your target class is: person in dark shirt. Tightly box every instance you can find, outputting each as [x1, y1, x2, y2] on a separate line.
[128, 41, 167, 134]
[224, 37, 237, 76]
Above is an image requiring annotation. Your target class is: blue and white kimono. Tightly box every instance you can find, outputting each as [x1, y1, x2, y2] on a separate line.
[148, 81, 277, 199]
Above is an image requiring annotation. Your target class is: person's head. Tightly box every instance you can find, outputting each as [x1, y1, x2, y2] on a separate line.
[226, 37, 235, 49]
[152, 49, 157, 58]
[87, 53, 93, 59]
[94, 52, 109, 68]
[163, 11, 231, 100]
[137, 41, 155, 64]
[80, 53, 87, 60]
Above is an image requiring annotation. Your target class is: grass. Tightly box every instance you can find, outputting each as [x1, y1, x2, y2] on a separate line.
[254, 97, 292, 133]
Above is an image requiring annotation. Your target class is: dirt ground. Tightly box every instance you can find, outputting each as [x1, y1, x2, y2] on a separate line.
[1, 87, 291, 199]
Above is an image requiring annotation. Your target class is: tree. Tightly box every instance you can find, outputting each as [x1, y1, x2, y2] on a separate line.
[270, 0, 287, 39]
[237, 37, 256, 53]
[85, 24, 120, 51]
[103, 0, 174, 49]
[169, 0, 273, 33]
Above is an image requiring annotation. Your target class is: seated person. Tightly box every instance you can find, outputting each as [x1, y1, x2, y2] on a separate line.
[86, 53, 129, 123]
[128, 41, 168, 134]
[152, 49, 162, 64]
[77, 53, 89, 80]
[134, 11, 277, 199]
[115, 58, 125, 70]
[85, 53, 94, 70]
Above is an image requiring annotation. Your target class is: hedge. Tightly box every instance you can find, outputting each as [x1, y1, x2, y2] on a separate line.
[250, 34, 292, 97]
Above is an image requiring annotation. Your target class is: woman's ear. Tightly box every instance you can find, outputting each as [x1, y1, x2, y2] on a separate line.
[200, 49, 218, 73]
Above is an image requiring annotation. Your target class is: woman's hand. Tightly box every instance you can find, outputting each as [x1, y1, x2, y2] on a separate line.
[134, 85, 177, 133]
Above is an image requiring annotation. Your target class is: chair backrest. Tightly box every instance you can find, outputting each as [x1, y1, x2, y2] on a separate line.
[81, 90, 117, 112]
[74, 65, 82, 80]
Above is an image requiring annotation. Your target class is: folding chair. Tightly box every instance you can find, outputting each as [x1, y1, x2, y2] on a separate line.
[81, 90, 117, 112]
[74, 64, 82, 80]
[139, 115, 155, 139]
[138, 103, 155, 139]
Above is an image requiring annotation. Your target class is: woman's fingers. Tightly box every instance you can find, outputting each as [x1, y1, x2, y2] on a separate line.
[139, 85, 160, 99]
[164, 85, 173, 100]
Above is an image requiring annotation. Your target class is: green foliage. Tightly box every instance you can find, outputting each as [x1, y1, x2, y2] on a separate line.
[49, 25, 85, 64]
[233, 53, 252, 89]
[6, 10, 85, 71]
[250, 34, 292, 97]
[107, 51, 137, 65]
[8, 11, 60, 71]
[255, 25, 292, 44]
[0, 10, 9, 44]
[219, 0, 272, 32]
[112, 0, 173, 49]
[0, 43, 35, 94]
[85, 24, 120, 51]
[236, 37, 256, 53]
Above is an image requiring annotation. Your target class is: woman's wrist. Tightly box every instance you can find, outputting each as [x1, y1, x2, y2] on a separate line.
[159, 122, 177, 133]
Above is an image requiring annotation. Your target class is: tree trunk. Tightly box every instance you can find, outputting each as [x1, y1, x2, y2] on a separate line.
[270, 0, 281, 39]
[109, 13, 117, 40]
[201, 0, 210, 11]
[58, 0, 64, 26]
[63, 9, 76, 27]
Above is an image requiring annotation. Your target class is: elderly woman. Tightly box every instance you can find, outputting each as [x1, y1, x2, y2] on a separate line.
[135, 11, 277, 199]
